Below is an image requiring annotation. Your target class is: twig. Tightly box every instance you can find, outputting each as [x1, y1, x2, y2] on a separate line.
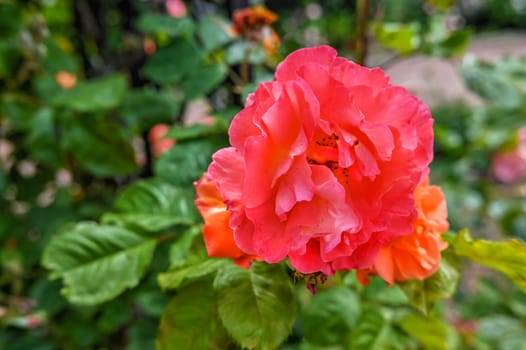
[241, 44, 251, 85]
[355, 0, 370, 66]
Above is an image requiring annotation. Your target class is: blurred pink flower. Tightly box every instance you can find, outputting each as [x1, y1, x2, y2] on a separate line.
[182, 98, 215, 126]
[166, 0, 187, 18]
[26, 314, 46, 328]
[492, 127, 526, 183]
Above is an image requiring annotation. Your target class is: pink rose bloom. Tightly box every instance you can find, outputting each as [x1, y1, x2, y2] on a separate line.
[491, 127, 526, 183]
[166, 0, 187, 18]
[196, 46, 434, 274]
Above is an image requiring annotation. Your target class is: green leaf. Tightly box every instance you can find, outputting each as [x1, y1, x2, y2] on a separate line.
[398, 313, 458, 350]
[24, 107, 63, 167]
[98, 300, 133, 333]
[461, 57, 520, 109]
[41, 0, 72, 27]
[156, 281, 230, 350]
[158, 225, 228, 290]
[136, 13, 194, 36]
[61, 116, 138, 177]
[476, 315, 526, 350]
[453, 229, 526, 293]
[168, 226, 202, 267]
[400, 257, 459, 315]
[428, 29, 472, 57]
[348, 305, 387, 349]
[28, 278, 67, 318]
[53, 74, 127, 112]
[347, 306, 415, 350]
[422, 16, 472, 58]
[61, 310, 100, 347]
[41, 39, 78, 74]
[182, 63, 227, 99]
[166, 118, 228, 141]
[32, 73, 64, 107]
[146, 37, 228, 98]
[426, 0, 455, 10]
[102, 178, 197, 232]
[362, 276, 409, 306]
[144, 40, 202, 84]
[302, 287, 361, 346]
[226, 41, 267, 65]
[127, 318, 157, 350]
[496, 57, 526, 104]
[1, 95, 40, 131]
[113, 179, 194, 215]
[196, 15, 233, 52]
[159, 259, 228, 290]
[121, 88, 181, 131]
[102, 212, 192, 233]
[374, 22, 420, 55]
[134, 290, 171, 318]
[213, 262, 296, 350]
[0, 2, 22, 35]
[0, 37, 21, 78]
[42, 222, 156, 305]
[214, 106, 241, 124]
[155, 137, 227, 186]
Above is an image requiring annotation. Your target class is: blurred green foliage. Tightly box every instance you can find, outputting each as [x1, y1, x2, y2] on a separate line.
[1, 0, 526, 349]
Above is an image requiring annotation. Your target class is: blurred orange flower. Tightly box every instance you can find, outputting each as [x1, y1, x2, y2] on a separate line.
[357, 178, 449, 285]
[143, 37, 157, 55]
[233, 5, 280, 55]
[233, 5, 277, 33]
[194, 176, 260, 268]
[261, 26, 281, 56]
[55, 71, 77, 89]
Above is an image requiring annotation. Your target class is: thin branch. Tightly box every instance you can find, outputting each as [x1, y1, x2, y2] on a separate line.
[355, 0, 370, 66]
